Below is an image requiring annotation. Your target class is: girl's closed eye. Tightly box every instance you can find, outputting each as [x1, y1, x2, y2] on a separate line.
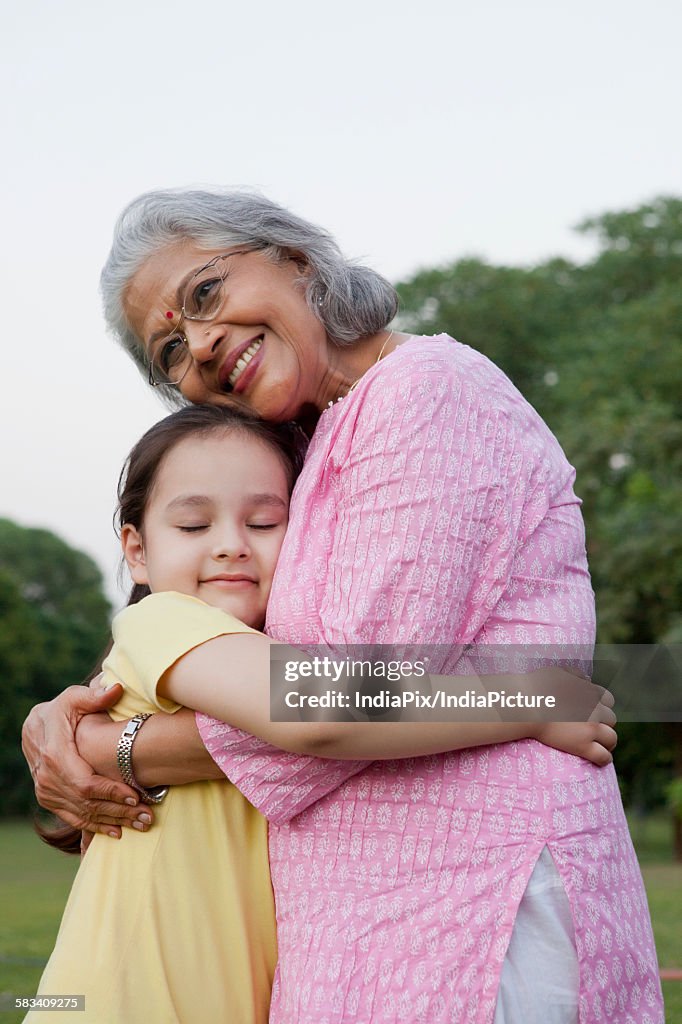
[178, 524, 209, 533]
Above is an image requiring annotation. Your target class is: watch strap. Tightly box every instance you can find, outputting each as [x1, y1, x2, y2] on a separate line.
[116, 713, 169, 805]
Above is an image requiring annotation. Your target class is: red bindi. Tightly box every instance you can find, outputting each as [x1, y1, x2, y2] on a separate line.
[165, 310, 174, 319]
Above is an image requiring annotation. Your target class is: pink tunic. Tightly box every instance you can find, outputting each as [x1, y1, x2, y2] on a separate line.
[198, 336, 663, 1023]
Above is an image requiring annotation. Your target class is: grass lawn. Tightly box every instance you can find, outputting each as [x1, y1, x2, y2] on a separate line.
[0, 822, 78, 1021]
[628, 813, 682, 1022]
[0, 817, 681, 1022]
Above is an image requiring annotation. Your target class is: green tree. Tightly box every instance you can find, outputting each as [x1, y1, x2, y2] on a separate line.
[0, 520, 111, 815]
[396, 196, 682, 852]
[396, 257, 582, 407]
[0, 570, 45, 813]
[574, 195, 682, 308]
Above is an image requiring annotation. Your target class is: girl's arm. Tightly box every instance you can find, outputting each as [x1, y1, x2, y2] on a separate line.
[159, 632, 616, 764]
[75, 625, 614, 832]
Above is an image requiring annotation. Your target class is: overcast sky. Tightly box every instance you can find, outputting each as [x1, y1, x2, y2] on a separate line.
[2, 0, 680, 605]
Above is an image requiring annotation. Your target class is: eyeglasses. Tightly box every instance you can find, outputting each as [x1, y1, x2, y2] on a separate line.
[147, 248, 256, 387]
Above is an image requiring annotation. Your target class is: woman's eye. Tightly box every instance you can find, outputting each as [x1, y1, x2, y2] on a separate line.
[189, 276, 221, 315]
[159, 335, 187, 374]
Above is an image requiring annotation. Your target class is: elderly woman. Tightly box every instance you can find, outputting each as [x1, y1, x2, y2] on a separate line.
[24, 190, 662, 1024]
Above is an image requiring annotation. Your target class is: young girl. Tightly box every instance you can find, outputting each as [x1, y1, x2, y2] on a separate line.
[29, 405, 304, 1024]
[30, 405, 617, 1024]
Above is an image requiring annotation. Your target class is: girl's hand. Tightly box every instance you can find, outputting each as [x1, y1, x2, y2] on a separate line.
[534, 689, 617, 765]
[21, 685, 151, 837]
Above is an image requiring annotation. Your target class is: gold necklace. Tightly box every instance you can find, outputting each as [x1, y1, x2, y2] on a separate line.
[328, 330, 394, 408]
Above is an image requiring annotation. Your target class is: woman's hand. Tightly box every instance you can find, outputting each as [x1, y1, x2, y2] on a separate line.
[22, 685, 151, 837]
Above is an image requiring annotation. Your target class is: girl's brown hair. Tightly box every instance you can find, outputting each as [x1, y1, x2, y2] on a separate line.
[37, 406, 305, 854]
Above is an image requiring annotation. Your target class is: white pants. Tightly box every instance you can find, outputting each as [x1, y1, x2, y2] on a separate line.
[494, 846, 579, 1024]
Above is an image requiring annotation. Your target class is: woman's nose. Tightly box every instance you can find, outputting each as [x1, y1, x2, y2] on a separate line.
[183, 321, 226, 363]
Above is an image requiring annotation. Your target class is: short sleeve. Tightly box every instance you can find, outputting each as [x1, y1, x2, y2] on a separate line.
[103, 592, 258, 713]
[196, 714, 368, 825]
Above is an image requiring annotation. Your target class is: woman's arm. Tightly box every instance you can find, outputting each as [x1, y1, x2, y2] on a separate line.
[21, 677, 224, 835]
[75, 703, 225, 788]
[23, 675, 369, 830]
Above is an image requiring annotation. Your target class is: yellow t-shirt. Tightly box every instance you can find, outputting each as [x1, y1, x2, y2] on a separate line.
[29, 592, 277, 1024]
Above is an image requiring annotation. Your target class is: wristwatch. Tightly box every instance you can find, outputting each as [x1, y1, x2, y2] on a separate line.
[116, 713, 169, 805]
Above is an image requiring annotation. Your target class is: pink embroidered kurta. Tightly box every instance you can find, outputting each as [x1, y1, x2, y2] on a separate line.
[198, 336, 663, 1024]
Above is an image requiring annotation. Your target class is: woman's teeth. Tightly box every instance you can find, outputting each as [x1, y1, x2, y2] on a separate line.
[228, 337, 263, 388]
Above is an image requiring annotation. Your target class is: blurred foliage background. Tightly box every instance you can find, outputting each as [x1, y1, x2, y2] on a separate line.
[0, 520, 111, 815]
[1, 195, 680, 854]
[396, 194, 682, 854]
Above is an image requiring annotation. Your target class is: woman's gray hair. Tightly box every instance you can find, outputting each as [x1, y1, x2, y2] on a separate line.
[100, 188, 398, 375]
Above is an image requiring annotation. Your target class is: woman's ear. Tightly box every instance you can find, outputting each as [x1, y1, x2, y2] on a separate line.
[121, 524, 149, 585]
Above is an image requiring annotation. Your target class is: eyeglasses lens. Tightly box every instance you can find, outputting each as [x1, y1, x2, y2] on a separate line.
[151, 333, 190, 385]
[183, 263, 226, 320]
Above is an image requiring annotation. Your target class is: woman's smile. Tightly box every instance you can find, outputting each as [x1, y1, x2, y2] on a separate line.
[219, 334, 265, 393]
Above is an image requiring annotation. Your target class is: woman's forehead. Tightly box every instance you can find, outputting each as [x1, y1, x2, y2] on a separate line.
[123, 242, 221, 341]
[131, 241, 224, 300]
